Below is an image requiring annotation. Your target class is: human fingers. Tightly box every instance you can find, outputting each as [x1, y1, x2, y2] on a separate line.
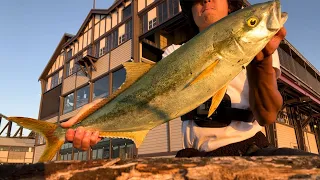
[80, 130, 93, 151]
[65, 128, 75, 142]
[90, 131, 102, 147]
[73, 126, 85, 149]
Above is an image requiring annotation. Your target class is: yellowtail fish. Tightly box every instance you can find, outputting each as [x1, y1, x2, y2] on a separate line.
[0, 0, 287, 162]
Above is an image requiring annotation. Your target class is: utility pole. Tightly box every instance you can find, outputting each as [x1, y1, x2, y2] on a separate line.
[93, 0, 96, 9]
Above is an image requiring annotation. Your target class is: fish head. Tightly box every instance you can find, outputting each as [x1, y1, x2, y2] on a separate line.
[220, 0, 288, 65]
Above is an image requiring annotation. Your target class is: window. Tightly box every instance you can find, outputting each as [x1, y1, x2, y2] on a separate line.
[113, 30, 118, 49]
[169, 0, 179, 17]
[125, 20, 132, 39]
[66, 60, 78, 77]
[74, 152, 78, 160]
[112, 68, 126, 93]
[106, 35, 112, 52]
[97, 149, 103, 159]
[148, 18, 157, 30]
[0, 146, 9, 151]
[63, 93, 74, 114]
[105, 30, 119, 52]
[99, 48, 105, 57]
[87, 45, 93, 56]
[142, 14, 148, 33]
[66, 62, 71, 77]
[51, 72, 59, 89]
[123, 4, 131, 20]
[76, 85, 90, 109]
[92, 149, 97, 159]
[67, 49, 73, 60]
[82, 151, 87, 160]
[93, 75, 109, 100]
[95, 41, 100, 57]
[119, 34, 126, 44]
[158, 1, 168, 24]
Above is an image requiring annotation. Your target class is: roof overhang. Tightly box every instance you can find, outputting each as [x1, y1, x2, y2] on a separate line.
[38, 33, 74, 81]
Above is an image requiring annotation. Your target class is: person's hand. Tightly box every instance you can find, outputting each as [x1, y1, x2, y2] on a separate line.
[254, 27, 287, 62]
[60, 98, 104, 151]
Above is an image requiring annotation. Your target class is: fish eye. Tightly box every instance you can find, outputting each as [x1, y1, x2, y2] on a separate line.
[247, 17, 259, 27]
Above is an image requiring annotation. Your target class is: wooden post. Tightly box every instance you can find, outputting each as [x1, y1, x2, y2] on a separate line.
[132, 0, 140, 62]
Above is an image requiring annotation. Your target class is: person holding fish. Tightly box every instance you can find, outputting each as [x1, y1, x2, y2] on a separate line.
[60, 0, 316, 157]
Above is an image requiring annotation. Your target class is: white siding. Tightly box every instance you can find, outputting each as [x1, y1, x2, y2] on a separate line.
[112, 11, 118, 28]
[169, 118, 183, 151]
[147, 0, 154, 6]
[94, 23, 100, 40]
[276, 123, 298, 149]
[0, 138, 35, 147]
[138, 123, 169, 154]
[138, 0, 145, 12]
[75, 42, 79, 54]
[118, 6, 123, 23]
[33, 145, 46, 163]
[92, 53, 110, 79]
[83, 32, 88, 48]
[59, 53, 64, 67]
[106, 15, 111, 32]
[304, 132, 319, 154]
[119, 24, 125, 37]
[100, 18, 106, 36]
[88, 29, 92, 45]
[62, 74, 76, 94]
[76, 73, 89, 88]
[44, 116, 58, 123]
[79, 35, 83, 51]
[47, 77, 52, 90]
[110, 39, 132, 69]
[100, 37, 106, 50]
[148, 8, 156, 21]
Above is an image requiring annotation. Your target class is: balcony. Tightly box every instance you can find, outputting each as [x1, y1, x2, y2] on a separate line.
[278, 47, 320, 94]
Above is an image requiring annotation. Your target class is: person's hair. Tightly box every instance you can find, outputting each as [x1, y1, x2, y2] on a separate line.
[180, 0, 246, 39]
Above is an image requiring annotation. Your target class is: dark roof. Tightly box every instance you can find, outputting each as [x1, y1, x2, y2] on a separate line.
[38, 33, 74, 81]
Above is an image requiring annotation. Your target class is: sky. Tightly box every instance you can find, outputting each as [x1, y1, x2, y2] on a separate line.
[0, 0, 319, 136]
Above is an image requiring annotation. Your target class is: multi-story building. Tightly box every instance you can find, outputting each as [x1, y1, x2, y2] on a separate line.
[34, 0, 320, 163]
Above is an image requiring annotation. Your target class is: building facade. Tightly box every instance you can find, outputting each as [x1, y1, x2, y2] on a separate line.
[34, 0, 320, 163]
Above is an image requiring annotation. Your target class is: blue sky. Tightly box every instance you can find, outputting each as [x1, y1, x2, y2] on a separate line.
[0, 0, 319, 136]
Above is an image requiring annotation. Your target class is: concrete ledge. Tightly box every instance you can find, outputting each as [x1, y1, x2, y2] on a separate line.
[0, 156, 319, 179]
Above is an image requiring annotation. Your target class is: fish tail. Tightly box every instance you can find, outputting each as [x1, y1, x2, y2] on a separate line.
[0, 113, 65, 162]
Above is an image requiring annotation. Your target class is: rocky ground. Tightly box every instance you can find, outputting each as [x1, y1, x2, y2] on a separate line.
[0, 156, 320, 180]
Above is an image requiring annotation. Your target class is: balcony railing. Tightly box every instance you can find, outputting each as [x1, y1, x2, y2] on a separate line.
[278, 48, 320, 94]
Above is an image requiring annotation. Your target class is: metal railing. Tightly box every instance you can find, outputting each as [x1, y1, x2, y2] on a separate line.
[278, 48, 320, 94]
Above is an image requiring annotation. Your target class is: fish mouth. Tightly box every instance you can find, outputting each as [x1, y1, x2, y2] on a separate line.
[267, 0, 288, 31]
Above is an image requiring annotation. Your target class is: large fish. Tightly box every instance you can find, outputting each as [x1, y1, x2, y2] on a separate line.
[0, 0, 287, 162]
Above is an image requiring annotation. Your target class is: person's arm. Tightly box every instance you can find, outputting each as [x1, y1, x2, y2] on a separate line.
[247, 27, 287, 126]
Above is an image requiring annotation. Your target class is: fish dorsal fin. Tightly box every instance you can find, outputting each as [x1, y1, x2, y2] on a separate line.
[68, 61, 155, 125]
[121, 61, 155, 87]
[208, 84, 228, 117]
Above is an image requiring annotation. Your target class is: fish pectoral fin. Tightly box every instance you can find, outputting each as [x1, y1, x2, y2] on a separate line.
[208, 84, 228, 117]
[189, 59, 220, 86]
[99, 130, 150, 148]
